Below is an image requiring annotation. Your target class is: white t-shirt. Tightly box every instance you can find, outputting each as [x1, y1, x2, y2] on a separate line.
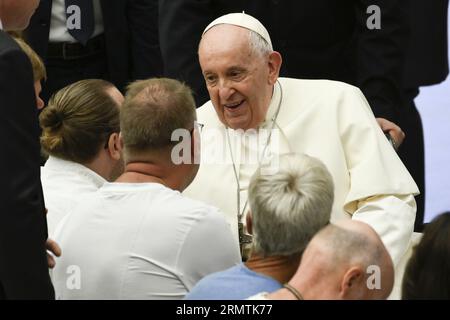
[52, 182, 241, 300]
[41, 156, 106, 236]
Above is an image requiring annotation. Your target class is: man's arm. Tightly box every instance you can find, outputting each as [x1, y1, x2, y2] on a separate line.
[126, 0, 163, 79]
[355, 0, 409, 123]
[338, 86, 418, 266]
[352, 195, 415, 265]
[0, 43, 54, 299]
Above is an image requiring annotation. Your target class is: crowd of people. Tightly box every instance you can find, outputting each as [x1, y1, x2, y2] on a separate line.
[0, 0, 449, 300]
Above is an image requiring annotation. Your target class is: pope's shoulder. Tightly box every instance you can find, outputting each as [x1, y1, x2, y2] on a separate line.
[278, 77, 364, 97]
[195, 77, 366, 126]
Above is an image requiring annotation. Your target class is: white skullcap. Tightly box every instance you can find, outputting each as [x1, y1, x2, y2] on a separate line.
[202, 12, 272, 48]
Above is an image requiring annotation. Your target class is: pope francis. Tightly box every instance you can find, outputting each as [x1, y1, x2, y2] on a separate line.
[183, 13, 419, 265]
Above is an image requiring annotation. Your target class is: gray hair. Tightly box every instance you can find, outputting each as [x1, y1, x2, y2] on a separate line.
[248, 29, 273, 57]
[248, 153, 334, 256]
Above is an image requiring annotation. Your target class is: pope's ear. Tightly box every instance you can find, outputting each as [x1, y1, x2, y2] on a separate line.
[267, 51, 282, 85]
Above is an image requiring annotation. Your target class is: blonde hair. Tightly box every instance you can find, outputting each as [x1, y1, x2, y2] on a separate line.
[40, 79, 120, 163]
[121, 78, 196, 155]
[13, 37, 47, 82]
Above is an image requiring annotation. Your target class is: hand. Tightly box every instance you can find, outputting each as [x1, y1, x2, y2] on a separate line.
[46, 238, 61, 269]
[376, 118, 405, 150]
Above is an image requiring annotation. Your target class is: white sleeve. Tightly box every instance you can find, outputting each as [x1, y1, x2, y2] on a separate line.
[177, 208, 241, 289]
[351, 194, 416, 265]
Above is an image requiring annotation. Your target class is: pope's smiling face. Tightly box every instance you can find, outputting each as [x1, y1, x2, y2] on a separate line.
[199, 24, 281, 130]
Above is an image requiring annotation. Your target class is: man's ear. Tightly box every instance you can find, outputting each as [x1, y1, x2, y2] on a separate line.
[267, 51, 282, 85]
[340, 266, 364, 299]
[107, 132, 122, 161]
[246, 211, 253, 235]
[119, 132, 124, 150]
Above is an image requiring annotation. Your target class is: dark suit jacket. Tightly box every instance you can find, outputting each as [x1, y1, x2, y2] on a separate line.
[0, 31, 54, 300]
[159, 0, 408, 122]
[403, 0, 449, 88]
[25, 0, 163, 91]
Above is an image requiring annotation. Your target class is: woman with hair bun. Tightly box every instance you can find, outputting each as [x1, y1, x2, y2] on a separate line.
[40, 79, 124, 235]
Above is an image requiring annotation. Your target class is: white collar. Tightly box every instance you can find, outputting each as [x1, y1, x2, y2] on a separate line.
[44, 156, 107, 188]
[261, 80, 282, 128]
[0, 18, 3, 30]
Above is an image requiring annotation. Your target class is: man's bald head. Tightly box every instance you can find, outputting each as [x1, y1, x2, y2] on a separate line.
[291, 220, 394, 300]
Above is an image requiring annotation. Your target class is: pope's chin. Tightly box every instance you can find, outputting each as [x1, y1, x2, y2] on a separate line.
[222, 113, 251, 130]
[221, 107, 251, 130]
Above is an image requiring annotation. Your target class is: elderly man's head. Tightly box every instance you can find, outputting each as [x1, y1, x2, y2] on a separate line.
[247, 153, 334, 257]
[292, 220, 395, 300]
[198, 13, 282, 130]
[0, 0, 40, 31]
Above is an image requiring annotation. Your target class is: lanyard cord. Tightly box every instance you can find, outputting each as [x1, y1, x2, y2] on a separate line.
[225, 80, 284, 225]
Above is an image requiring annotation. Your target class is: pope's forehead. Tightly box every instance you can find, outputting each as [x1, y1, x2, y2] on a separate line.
[200, 24, 251, 48]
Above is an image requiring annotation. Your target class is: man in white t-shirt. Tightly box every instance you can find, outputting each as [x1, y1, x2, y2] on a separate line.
[52, 78, 241, 299]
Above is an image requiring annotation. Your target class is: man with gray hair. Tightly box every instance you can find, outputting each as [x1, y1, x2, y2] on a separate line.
[52, 78, 240, 299]
[184, 13, 419, 267]
[249, 220, 395, 300]
[186, 153, 334, 300]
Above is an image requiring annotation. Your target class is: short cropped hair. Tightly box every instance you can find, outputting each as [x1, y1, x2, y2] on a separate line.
[248, 153, 334, 256]
[13, 37, 47, 82]
[120, 78, 196, 155]
[320, 224, 383, 272]
[40, 79, 120, 163]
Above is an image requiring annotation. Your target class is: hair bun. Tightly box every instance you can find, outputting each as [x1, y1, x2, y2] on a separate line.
[40, 106, 64, 131]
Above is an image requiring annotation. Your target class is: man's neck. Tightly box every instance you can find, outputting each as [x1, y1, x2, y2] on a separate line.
[245, 252, 301, 284]
[116, 162, 168, 187]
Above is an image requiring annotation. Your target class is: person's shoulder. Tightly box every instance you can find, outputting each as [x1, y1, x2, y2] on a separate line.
[278, 77, 365, 116]
[0, 31, 26, 57]
[0, 31, 15, 52]
[280, 77, 361, 95]
[179, 193, 226, 221]
[0, 30, 28, 60]
[184, 265, 242, 300]
[0, 32, 33, 78]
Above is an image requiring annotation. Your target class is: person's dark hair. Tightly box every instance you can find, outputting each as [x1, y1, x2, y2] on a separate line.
[402, 211, 450, 299]
[40, 79, 120, 163]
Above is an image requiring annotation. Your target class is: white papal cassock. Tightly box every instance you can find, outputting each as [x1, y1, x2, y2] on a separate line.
[184, 77, 419, 265]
